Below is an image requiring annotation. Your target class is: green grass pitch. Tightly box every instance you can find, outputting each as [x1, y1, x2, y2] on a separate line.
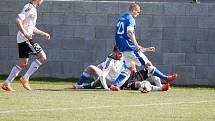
[0, 78, 215, 121]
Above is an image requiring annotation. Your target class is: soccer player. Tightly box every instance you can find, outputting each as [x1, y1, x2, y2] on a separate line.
[122, 68, 171, 91]
[73, 45, 131, 90]
[111, 2, 177, 91]
[1, 0, 50, 91]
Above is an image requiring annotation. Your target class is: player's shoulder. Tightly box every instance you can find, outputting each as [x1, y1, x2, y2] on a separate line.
[23, 2, 33, 12]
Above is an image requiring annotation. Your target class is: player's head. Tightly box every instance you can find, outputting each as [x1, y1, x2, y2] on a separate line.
[32, 0, 44, 7]
[129, 2, 142, 18]
[113, 45, 122, 60]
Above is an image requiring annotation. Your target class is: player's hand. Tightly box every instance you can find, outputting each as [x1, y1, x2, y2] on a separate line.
[24, 32, 32, 40]
[42, 32, 50, 40]
[146, 47, 156, 52]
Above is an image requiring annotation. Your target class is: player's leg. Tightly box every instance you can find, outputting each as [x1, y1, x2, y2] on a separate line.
[76, 65, 101, 85]
[20, 41, 45, 90]
[22, 51, 45, 81]
[82, 79, 101, 89]
[111, 69, 131, 91]
[1, 59, 25, 91]
[1, 42, 30, 91]
[76, 66, 92, 85]
[147, 76, 162, 87]
[151, 83, 170, 91]
[146, 63, 177, 83]
[133, 51, 177, 83]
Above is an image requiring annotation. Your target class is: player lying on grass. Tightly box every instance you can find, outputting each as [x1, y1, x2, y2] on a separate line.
[122, 67, 171, 92]
[73, 45, 131, 90]
[1, 0, 50, 91]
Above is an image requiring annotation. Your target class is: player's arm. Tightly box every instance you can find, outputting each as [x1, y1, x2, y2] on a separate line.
[128, 29, 156, 53]
[99, 60, 114, 90]
[16, 4, 33, 40]
[100, 70, 110, 90]
[127, 29, 141, 51]
[16, 16, 32, 40]
[145, 47, 156, 52]
[33, 27, 50, 40]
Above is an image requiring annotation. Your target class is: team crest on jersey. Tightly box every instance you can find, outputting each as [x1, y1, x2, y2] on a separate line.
[25, 5, 32, 12]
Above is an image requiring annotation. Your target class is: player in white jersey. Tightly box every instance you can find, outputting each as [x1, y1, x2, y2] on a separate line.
[1, 0, 50, 91]
[122, 68, 171, 92]
[73, 45, 131, 90]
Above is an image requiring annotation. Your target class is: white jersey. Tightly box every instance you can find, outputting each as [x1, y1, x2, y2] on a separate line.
[100, 55, 124, 83]
[17, 2, 37, 43]
[98, 54, 131, 89]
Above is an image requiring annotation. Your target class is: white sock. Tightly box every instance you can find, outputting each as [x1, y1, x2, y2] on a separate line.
[23, 59, 42, 80]
[151, 85, 162, 91]
[4, 65, 22, 85]
[152, 76, 162, 87]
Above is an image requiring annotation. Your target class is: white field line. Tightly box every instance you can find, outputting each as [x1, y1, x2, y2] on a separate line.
[0, 100, 215, 114]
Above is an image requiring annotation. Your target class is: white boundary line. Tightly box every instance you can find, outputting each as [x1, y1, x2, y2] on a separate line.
[0, 100, 215, 114]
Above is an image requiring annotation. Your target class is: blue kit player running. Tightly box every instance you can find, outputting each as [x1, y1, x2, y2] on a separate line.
[111, 2, 177, 91]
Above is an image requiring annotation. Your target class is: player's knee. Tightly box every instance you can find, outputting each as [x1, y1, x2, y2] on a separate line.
[145, 62, 152, 67]
[38, 55, 47, 64]
[87, 65, 94, 72]
[19, 63, 27, 69]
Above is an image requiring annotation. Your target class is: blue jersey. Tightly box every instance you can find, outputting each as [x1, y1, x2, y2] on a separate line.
[115, 12, 136, 52]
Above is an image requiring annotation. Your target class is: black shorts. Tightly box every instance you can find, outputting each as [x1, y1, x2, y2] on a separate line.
[18, 40, 42, 58]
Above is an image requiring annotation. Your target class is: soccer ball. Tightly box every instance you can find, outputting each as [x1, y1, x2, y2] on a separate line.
[139, 81, 152, 93]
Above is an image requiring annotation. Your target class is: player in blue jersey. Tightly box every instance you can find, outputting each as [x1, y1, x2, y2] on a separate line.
[111, 2, 177, 91]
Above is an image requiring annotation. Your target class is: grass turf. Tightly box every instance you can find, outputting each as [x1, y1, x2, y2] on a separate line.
[0, 77, 215, 121]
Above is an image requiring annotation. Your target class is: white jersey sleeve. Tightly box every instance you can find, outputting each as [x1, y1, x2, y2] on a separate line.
[18, 3, 31, 20]
[99, 58, 115, 89]
[17, 3, 37, 43]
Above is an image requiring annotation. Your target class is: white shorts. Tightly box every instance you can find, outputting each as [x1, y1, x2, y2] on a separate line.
[123, 51, 150, 67]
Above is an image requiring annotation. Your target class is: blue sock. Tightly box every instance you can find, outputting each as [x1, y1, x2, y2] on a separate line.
[150, 67, 168, 81]
[76, 72, 90, 85]
[83, 84, 93, 89]
[113, 74, 126, 87]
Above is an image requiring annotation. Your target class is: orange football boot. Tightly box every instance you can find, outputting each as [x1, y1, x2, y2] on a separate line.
[110, 85, 120, 91]
[20, 77, 32, 90]
[164, 74, 177, 84]
[161, 83, 171, 91]
[1, 83, 15, 91]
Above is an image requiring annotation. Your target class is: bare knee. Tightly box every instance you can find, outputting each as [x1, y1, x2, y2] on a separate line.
[145, 62, 152, 68]
[18, 60, 28, 69]
[36, 51, 47, 64]
[86, 65, 95, 74]
[38, 55, 47, 64]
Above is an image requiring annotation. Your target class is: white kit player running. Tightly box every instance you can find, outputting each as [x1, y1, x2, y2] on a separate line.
[74, 45, 131, 90]
[1, 0, 50, 91]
